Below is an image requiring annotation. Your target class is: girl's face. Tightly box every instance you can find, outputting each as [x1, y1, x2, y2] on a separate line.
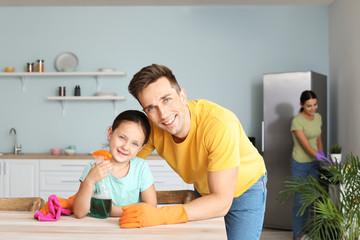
[301, 98, 318, 117]
[107, 120, 145, 164]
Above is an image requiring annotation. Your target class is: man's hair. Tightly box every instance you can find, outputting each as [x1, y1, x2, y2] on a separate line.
[128, 64, 181, 101]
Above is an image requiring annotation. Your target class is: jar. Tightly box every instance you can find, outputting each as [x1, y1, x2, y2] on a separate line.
[58, 86, 66, 96]
[36, 59, 44, 72]
[74, 85, 81, 96]
[26, 62, 34, 72]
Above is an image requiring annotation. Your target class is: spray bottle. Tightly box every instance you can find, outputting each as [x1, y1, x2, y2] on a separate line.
[89, 150, 113, 219]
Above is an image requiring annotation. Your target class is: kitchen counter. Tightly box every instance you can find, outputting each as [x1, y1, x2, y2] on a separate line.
[0, 211, 226, 239]
[0, 153, 162, 160]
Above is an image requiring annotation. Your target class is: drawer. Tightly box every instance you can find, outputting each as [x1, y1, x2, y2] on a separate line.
[40, 159, 92, 171]
[40, 171, 82, 191]
[152, 172, 187, 190]
[148, 160, 174, 172]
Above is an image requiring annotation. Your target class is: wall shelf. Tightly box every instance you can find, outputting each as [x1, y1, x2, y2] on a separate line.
[0, 71, 126, 92]
[47, 96, 126, 116]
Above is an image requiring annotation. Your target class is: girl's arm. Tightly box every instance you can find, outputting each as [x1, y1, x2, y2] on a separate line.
[110, 184, 157, 217]
[140, 184, 157, 207]
[293, 130, 318, 157]
[73, 161, 112, 218]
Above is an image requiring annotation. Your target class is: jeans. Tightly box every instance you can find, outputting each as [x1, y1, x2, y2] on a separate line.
[195, 173, 267, 240]
[291, 158, 319, 238]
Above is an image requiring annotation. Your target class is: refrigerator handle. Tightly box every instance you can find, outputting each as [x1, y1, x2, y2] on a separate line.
[262, 121, 264, 152]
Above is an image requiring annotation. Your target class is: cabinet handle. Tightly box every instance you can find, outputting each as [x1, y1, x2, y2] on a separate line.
[61, 180, 80, 183]
[60, 164, 88, 167]
[3, 162, 5, 175]
[150, 164, 165, 167]
[155, 181, 165, 184]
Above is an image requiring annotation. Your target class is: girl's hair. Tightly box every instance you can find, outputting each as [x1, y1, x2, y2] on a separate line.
[300, 90, 317, 112]
[111, 110, 151, 145]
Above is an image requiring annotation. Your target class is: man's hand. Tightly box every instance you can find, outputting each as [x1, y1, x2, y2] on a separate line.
[119, 203, 188, 228]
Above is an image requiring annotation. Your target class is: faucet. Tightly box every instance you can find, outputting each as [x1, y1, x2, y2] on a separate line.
[9, 128, 22, 155]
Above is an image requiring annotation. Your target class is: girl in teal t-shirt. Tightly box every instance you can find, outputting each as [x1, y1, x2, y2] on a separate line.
[73, 110, 157, 218]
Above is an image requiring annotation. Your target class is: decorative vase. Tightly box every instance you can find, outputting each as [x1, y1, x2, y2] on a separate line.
[330, 153, 342, 164]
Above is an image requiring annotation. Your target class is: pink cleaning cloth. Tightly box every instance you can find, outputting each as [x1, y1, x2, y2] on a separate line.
[34, 195, 71, 221]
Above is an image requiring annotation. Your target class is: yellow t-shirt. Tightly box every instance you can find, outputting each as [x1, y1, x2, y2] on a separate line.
[138, 99, 266, 197]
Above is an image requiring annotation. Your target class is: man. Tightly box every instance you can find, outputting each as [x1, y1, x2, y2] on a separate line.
[120, 64, 267, 240]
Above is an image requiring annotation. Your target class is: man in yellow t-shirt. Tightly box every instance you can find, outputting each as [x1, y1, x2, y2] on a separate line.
[119, 64, 267, 240]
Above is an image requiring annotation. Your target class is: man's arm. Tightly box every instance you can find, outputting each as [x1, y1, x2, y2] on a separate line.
[119, 166, 238, 228]
[184, 166, 238, 220]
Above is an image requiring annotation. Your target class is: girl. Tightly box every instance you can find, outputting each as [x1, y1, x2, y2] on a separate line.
[73, 110, 157, 218]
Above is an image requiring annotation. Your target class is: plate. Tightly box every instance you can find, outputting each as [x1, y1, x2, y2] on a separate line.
[55, 52, 78, 72]
[94, 92, 117, 97]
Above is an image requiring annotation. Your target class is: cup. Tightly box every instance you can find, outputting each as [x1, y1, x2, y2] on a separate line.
[68, 145, 76, 150]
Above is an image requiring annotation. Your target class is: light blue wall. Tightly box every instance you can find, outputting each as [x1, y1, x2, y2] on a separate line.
[0, 5, 329, 154]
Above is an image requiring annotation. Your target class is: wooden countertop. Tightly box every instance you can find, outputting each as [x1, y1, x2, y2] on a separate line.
[0, 211, 226, 239]
[0, 154, 162, 160]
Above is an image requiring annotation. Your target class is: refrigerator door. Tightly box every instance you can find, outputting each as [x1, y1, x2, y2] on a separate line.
[263, 71, 327, 230]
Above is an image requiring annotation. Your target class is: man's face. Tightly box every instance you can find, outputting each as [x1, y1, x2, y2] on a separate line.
[138, 77, 190, 141]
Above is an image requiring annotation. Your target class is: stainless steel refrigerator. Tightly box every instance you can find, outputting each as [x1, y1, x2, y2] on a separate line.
[262, 71, 327, 230]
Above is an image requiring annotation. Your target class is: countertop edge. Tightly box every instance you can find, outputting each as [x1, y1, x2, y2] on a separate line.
[0, 154, 162, 160]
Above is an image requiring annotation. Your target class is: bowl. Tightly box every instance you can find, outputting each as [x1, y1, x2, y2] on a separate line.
[64, 149, 76, 156]
[4, 67, 15, 72]
[99, 68, 115, 72]
[94, 92, 117, 97]
[50, 148, 63, 155]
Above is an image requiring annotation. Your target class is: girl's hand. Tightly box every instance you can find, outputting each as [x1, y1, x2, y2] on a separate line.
[84, 161, 113, 186]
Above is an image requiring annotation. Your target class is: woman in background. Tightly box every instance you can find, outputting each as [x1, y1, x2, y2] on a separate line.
[290, 90, 328, 240]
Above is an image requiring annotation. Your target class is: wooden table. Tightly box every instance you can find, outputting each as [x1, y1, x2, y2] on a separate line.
[0, 211, 226, 239]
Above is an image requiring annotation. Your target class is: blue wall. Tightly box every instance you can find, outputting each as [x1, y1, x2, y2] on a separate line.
[0, 6, 329, 154]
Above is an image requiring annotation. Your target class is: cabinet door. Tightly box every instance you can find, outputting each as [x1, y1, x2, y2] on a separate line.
[3, 159, 39, 198]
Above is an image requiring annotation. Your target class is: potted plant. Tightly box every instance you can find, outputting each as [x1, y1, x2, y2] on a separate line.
[280, 153, 360, 240]
[330, 144, 342, 164]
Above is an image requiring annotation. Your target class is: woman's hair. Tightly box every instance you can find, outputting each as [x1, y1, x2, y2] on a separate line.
[300, 90, 317, 112]
[111, 110, 151, 145]
[128, 64, 181, 102]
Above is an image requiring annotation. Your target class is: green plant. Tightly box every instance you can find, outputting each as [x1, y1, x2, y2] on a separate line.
[280, 154, 360, 240]
[330, 144, 342, 154]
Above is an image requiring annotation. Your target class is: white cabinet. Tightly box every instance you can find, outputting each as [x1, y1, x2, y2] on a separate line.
[39, 159, 92, 201]
[0, 159, 39, 198]
[38, 158, 192, 201]
[147, 159, 193, 191]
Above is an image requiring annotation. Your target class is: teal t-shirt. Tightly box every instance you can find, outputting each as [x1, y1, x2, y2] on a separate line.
[79, 157, 154, 206]
[291, 113, 322, 163]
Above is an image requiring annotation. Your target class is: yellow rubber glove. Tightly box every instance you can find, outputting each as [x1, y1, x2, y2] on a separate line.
[119, 203, 188, 228]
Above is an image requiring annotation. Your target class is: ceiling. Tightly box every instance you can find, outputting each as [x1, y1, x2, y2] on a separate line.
[0, 0, 334, 7]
